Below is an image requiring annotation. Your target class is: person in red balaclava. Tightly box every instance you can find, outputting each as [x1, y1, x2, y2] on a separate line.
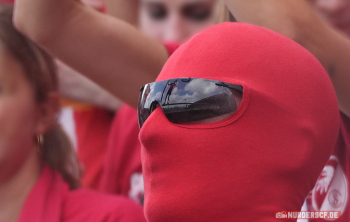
[138, 22, 340, 221]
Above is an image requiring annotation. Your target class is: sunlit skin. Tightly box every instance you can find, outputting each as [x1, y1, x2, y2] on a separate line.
[0, 41, 58, 222]
[139, 0, 216, 44]
[308, 0, 350, 37]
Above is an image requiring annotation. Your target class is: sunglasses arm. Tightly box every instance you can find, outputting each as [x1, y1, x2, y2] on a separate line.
[215, 82, 243, 92]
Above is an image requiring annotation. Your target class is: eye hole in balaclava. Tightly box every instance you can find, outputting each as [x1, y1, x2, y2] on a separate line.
[138, 78, 245, 128]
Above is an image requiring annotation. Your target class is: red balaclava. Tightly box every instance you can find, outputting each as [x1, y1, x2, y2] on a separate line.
[140, 23, 340, 222]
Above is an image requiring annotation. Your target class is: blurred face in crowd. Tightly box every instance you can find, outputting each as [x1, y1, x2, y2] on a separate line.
[0, 41, 54, 182]
[308, 0, 350, 37]
[139, 0, 217, 44]
[0, 41, 38, 181]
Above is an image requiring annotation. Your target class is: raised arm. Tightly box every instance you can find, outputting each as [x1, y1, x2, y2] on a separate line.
[224, 0, 350, 117]
[14, 0, 168, 108]
[57, 60, 122, 111]
[105, 0, 139, 26]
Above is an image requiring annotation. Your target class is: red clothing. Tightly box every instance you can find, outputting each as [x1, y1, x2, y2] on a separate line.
[99, 44, 179, 204]
[60, 99, 113, 190]
[0, 0, 13, 4]
[18, 165, 146, 222]
[74, 107, 113, 189]
[140, 23, 340, 221]
[305, 113, 350, 221]
[99, 105, 143, 203]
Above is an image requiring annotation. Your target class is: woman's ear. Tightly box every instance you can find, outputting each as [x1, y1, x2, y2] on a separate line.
[34, 92, 60, 135]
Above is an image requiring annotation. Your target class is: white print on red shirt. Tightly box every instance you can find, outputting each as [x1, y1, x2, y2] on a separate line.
[311, 155, 348, 220]
[129, 173, 144, 204]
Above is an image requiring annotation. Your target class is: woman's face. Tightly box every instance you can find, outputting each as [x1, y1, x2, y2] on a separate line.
[0, 42, 41, 181]
[308, 0, 350, 37]
[139, 0, 216, 44]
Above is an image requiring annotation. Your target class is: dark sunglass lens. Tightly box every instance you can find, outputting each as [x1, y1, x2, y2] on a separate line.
[182, 3, 212, 22]
[138, 81, 168, 128]
[138, 84, 152, 128]
[146, 3, 168, 20]
[139, 79, 242, 128]
[165, 92, 237, 123]
[162, 79, 239, 124]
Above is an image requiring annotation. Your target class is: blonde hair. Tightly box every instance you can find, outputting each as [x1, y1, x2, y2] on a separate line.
[0, 3, 81, 189]
[215, 0, 236, 24]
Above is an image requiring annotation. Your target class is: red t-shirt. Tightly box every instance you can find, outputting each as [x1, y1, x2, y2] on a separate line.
[305, 113, 350, 221]
[99, 44, 179, 204]
[17, 165, 146, 222]
[59, 99, 114, 190]
[74, 107, 113, 189]
[99, 105, 142, 202]
[0, 0, 14, 4]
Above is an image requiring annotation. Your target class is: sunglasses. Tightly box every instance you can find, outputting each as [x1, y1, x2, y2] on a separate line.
[138, 78, 243, 128]
[145, 2, 213, 22]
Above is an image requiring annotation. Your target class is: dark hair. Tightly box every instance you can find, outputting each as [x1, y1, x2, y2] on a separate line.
[0, 3, 81, 189]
